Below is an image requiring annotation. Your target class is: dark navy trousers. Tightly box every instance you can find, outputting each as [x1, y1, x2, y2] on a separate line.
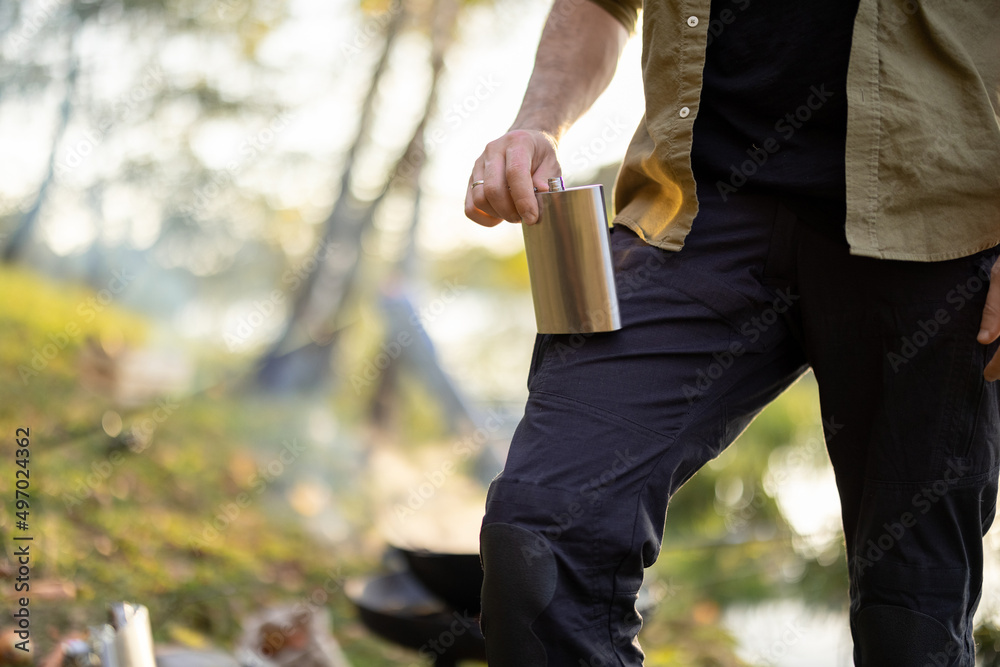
[480, 189, 1000, 666]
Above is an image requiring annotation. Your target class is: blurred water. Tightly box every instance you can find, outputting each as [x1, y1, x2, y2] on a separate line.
[723, 540, 1000, 667]
[724, 601, 852, 667]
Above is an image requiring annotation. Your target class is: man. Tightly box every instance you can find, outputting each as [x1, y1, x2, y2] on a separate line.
[465, 0, 1000, 664]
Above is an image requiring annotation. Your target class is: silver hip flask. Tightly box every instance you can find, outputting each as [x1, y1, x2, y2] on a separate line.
[522, 177, 622, 334]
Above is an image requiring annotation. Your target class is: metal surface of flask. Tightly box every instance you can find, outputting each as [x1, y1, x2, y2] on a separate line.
[522, 177, 621, 334]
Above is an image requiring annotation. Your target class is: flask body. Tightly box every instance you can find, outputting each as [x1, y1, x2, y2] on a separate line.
[522, 181, 621, 334]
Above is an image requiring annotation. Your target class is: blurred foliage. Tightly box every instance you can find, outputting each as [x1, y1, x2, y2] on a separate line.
[643, 620, 747, 667]
[0, 267, 439, 665]
[0, 267, 148, 438]
[659, 375, 849, 611]
[976, 621, 1000, 666]
[426, 247, 531, 292]
[0, 246, 850, 667]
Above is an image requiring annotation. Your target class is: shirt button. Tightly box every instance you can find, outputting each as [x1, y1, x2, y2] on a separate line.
[679, 106, 691, 118]
[686, 15, 699, 27]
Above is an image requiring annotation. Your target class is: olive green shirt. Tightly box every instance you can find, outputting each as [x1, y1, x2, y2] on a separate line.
[589, 0, 1000, 261]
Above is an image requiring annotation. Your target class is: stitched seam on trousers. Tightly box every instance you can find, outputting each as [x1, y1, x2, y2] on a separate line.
[859, 465, 999, 489]
[533, 341, 769, 446]
[939, 332, 972, 465]
[664, 272, 780, 345]
[961, 380, 987, 462]
[604, 398, 760, 663]
[608, 441, 685, 666]
[604, 349, 803, 660]
[532, 390, 678, 441]
[535, 345, 797, 659]
[955, 342, 992, 461]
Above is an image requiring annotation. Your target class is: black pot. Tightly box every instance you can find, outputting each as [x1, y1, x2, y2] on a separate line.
[395, 547, 483, 615]
[345, 570, 486, 665]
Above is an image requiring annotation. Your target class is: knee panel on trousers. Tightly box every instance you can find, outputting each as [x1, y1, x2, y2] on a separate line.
[855, 605, 967, 667]
[480, 522, 558, 667]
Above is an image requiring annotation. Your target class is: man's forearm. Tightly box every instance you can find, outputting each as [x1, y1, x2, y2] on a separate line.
[511, 0, 630, 140]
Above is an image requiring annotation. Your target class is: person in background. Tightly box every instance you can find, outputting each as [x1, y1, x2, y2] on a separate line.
[465, 0, 1000, 665]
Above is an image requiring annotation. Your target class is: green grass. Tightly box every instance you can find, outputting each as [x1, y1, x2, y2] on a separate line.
[0, 267, 419, 664]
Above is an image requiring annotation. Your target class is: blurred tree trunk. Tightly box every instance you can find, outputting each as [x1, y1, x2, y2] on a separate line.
[366, 0, 472, 433]
[254, 0, 460, 393]
[252, 4, 405, 393]
[3, 30, 79, 263]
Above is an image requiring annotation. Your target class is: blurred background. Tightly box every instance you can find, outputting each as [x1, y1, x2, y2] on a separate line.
[3, 0, 1000, 665]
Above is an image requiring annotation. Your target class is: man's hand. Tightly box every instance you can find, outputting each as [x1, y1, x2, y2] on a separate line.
[465, 130, 561, 227]
[461, 0, 628, 227]
[978, 255, 1000, 380]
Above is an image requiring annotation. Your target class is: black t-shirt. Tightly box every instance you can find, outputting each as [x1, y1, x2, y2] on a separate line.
[690, 0, 860, 241]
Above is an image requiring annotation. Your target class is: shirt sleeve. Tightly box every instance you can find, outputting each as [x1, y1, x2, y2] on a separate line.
[585, 0, 642, 34]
